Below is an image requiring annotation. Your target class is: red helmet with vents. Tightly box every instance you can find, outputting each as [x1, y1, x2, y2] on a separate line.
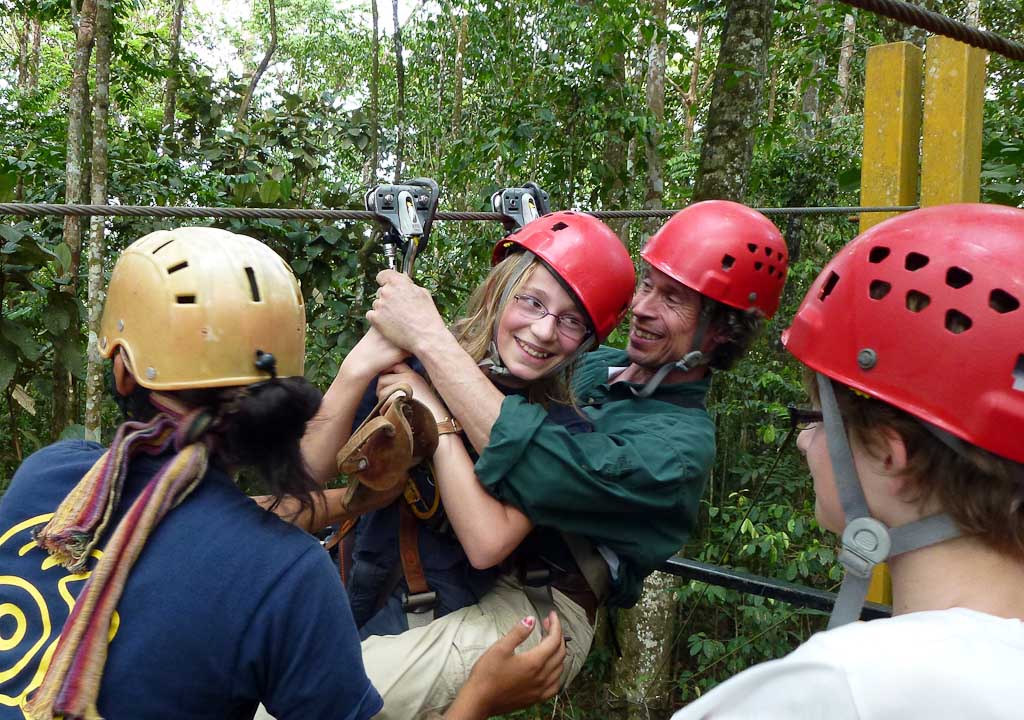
[783, 203, 1024, 464]
[640, 200, 788, 318]
[493, 211, 635, 343]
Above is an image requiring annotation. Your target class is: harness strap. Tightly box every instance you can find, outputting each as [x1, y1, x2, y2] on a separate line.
[562, 532, 611, 604]
[399, 503, 436, 628]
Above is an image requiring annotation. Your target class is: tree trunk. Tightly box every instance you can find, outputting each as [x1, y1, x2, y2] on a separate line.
[799, 0, 825, 135]
[834, 13, 856, 117]
[84, 0, 112, 442]
[53, 0, 97, 439]
[643, 0, 667, 235]
[613, 571, 680, 717]
[451, 15, 468, 135]
[29, 18, 41, 90]
[236, 0, 277, 125]
[163, 0, 185, 142]
[692, 0, 775, 203]
[683, 16, 705, 146]
[392, 0, 406, 181]
[17, 15, 29, 88]
[363, 0, 381, 185]
[599, 49, 629, 239]
[965, 0, 980, 25]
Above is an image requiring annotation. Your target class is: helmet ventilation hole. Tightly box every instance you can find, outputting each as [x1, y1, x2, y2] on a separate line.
[906, 290, 930, 312]
[245, 267, 261, 302]
[721, 254, 735, 271]
[905, 252, 929, 271]
[990, 289, 1020, 314]
[747, 243, 757, 253]
[550, 222, 569, 231]
[945, 266, 972, 289]
[167, 261, 188, 274]
[176, 295, 196, 304]
[869, 280, 891, 300]
[945, 309, 972, 334]
[768, 265, 776, 276]
[764, 247, 773, 257]
[1013, 355, 1024, 392]
[818, 271, 840, 301]
[754, 261, 763, 271]
[868, 246, 890, 263]
[152, 239, 175, 254]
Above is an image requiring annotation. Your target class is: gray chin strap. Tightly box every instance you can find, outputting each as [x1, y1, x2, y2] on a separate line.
[817, 374, 961, 629]
[631, 351, 706, 399]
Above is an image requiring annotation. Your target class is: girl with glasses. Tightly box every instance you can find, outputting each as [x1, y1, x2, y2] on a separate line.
[266, 212, 635, 720]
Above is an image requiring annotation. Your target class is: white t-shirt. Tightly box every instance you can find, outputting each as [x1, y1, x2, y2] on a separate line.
[670, 608, 1024, 719]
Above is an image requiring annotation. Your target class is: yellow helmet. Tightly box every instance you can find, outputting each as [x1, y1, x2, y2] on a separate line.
[99, 227, 306, 390]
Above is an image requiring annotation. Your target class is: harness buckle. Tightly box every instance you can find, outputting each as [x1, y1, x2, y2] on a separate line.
[401, 590, 438, 613]
[838, 516, 892, 578]
[520, 566, 553, 587]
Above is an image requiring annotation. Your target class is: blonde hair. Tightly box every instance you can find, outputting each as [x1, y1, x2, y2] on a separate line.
[450, 254, 583, 408]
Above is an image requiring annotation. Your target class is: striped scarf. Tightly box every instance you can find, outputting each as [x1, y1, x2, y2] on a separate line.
[25, 394, 214, 720]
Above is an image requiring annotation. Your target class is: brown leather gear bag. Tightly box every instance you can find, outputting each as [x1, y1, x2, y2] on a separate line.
[334, 384, 439, 518]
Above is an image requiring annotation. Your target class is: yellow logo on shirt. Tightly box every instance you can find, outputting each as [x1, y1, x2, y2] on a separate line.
[0, 514, 120, 715]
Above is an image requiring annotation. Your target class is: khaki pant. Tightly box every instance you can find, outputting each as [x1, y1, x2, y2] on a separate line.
[254, 575, 594, 720]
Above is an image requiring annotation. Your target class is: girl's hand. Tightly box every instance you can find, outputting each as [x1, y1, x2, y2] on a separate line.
[378, 363, 450, 422]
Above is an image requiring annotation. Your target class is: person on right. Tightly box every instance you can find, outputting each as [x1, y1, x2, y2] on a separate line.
[671, 202, 1024, 719]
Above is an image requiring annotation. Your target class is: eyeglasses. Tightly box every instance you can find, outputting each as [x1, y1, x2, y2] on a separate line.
[512, 294, 592, 341]
[787, 406, 823, 431]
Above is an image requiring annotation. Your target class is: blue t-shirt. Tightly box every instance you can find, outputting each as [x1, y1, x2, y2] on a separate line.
[0, 440, 382, 720]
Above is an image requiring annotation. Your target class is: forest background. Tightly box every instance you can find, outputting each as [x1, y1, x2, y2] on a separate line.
[1, 0, 1023, 716]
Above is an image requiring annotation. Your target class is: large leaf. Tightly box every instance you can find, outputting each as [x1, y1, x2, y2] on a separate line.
[0, 340, 16, 394]
[57, 340, 87, 381]
[0, 319, 42, 361]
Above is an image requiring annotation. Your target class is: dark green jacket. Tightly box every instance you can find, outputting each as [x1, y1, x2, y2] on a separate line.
[476, 347, 715, 607]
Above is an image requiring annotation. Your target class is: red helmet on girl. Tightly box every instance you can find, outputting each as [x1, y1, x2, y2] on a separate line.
[493, 211, 635, 343]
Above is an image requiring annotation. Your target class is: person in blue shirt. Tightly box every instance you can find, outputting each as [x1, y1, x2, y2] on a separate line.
[0, 227, 565, 720]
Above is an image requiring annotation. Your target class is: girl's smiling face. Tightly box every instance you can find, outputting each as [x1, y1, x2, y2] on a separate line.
[495, 265, 589, 383]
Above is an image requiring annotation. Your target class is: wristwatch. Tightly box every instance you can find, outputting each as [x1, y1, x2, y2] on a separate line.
[436, 416, 462, 436]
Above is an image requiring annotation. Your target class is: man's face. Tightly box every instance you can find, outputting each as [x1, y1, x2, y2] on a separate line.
[626, 266, 703, 369]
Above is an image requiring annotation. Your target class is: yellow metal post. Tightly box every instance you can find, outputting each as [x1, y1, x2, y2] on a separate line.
[920, 36, 987, 206]
[860, 42, 922, 233]
[859, 42, 926, 605]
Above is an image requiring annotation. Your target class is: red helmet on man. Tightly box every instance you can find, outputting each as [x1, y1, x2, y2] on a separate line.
[783, 203, 1024, 465]
[641, 200, 788, 318]
[494, 211, 635, 343]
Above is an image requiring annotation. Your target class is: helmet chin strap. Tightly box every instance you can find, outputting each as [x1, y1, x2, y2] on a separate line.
[816, 373, 961, 629]
[631, 308, 712, 399]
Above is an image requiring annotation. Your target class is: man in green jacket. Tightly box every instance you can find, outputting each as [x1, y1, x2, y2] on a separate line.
[369, 200, 789, 609]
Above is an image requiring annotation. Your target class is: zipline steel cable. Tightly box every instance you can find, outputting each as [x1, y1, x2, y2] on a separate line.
[839, 0, 1024, 62]
[0, 203, 917, 221]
